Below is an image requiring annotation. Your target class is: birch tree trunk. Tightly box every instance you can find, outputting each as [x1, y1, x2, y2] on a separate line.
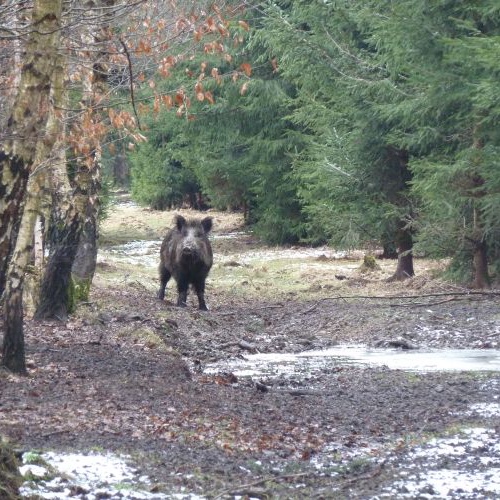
[35, 0, 115, 316]
[34, 130, 81, 320]
[71, 0, 115, 296]
[1, 0, 63, 374]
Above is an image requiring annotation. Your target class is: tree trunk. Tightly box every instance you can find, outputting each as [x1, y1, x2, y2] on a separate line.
[34, 207, 82, 321]
[35, 142, 80, 320]
[72, 218, 98, 283]
[112, 152, 129, 187]
[3, 161, 49, 368]
[0, 9, 25, 298]
[70, 0, 114, 297]
[380, 240, 398, 259]
[1, 0, 63, 374]
[387, 227, 414, 282]
[0, 154, 29, 298]
[71, 155, 102, 297]
[466, 131, 490, 289]
[2, 289, 26, 374]
[471, 239, 489, 289]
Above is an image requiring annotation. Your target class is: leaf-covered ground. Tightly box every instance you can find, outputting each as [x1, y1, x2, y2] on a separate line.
[1, 201, 499, 498]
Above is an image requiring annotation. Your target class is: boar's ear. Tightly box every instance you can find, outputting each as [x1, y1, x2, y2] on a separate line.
[201, 217, 213, 233]
[174, 215, 186, 231]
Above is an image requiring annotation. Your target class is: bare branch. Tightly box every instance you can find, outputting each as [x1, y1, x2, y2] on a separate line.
[118, 36, 142, 130]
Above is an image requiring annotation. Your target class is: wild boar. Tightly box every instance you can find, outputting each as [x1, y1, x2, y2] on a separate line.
[158, 215, 213, 310]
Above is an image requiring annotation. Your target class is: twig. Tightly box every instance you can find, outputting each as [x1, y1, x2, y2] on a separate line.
[302, 290, 500, 314]
[256, 381, 327, 396]
[118, 37, 142, 130]
[337, 460, 387, 489]
[42, 429, 70, 438]
[279, 388, 327, 397]
[217, 339, 258, 352]
[388, 297, 458, 307]
[216, 304, 285, 317]
[213, 472, 310, 499]
[238, 339, 258, 352]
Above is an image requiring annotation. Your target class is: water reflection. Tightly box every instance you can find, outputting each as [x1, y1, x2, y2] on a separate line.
[206, 345, 500, 378]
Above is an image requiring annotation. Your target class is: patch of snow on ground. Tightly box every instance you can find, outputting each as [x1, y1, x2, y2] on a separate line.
[378, 428, 500, 499]
[20, 451, 203, 499]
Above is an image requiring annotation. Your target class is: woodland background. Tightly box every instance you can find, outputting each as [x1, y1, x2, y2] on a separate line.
[1, 0, 500, 374]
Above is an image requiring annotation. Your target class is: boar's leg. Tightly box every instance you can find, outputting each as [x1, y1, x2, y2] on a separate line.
[158, 266, 171, 300]
[176, 276, 189, 307]
[194, 278, 208, 311]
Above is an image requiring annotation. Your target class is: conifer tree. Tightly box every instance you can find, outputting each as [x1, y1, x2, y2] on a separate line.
[254, 0, 417, 275]
[255, 0, 500, 285]
[362, 0, 500, 286]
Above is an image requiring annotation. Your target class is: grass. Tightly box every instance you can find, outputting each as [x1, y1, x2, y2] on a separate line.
[100, 196, 244, 246]
[0, 438, 22, 499]
[98, 198, 449, 306]
[118, 325, 169, 351]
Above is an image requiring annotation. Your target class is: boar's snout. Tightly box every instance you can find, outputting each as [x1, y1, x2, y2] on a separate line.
[180, 243, 198, 260]
[179, 233, 202, 259]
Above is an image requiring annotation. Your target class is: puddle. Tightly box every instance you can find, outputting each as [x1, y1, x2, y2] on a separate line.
[99, 239, 355, 270]
[206, 345, 500, 378]
[20, 451, 201, 499]
[100, 240, 161, 268]
[219, 246, 355, 264]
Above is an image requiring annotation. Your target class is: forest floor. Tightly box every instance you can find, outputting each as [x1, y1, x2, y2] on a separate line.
[1, 197, 500, 499]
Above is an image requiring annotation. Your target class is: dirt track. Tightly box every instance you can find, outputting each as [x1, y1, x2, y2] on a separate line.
[1, 205, 499, 498]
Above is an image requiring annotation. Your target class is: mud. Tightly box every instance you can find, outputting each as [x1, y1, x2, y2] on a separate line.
[1, 206, 499, 499]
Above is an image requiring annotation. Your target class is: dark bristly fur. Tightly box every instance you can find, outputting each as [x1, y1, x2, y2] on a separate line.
[158, 215, 213, 310]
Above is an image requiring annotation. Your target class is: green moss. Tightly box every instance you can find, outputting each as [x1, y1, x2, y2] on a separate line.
[67, 275, 93, 314]
[0, 437, 22, 500]
[359, 254, 381, 273]
[22, 451, 43, 465]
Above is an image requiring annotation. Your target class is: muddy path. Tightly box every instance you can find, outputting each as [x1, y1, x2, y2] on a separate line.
[1, 201, 500, 499]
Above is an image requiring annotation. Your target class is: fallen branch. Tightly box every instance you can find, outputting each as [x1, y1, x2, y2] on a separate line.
[256, 382, 327, 396]
[280, 388, 327, 396]
[337, 460, 387, 489]
[387, 297, 457, 308]
[302, 290, 500, 314]
[216, 304, 285, 317]
[238, 339, 258, 352]
[217, 339, 258, 353]
[213, 472, 310, 500]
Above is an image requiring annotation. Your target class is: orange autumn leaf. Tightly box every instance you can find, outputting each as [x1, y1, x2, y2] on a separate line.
[162, 95, 173, 108]
[240, 62, 252, 77]
[204, 91, 214, 104]
[174, 92, 185, 105]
